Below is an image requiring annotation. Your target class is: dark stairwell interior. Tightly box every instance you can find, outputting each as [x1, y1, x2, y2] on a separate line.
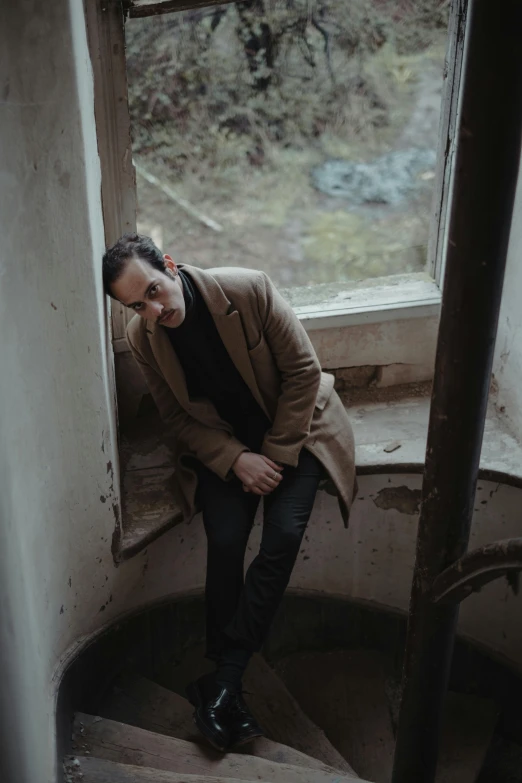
[60, 594, 522, 783]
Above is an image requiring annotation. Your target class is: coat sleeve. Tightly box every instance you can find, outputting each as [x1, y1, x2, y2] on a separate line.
[255, 272, 322, 467]
[126, 328, 248, 481]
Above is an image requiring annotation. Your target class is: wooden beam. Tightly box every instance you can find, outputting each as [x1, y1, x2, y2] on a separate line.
[86, 0, 137, 341]
[128, 0, 236, 19]
[135, 164, 223, 232]
[392, 0, 522, 779]
[427, 0, 468, 283]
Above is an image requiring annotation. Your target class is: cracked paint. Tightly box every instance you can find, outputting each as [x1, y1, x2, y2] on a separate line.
[373, 486, 422, 515]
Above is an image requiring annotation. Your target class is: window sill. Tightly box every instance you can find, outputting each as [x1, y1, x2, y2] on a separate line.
[114, 384, 522, 563]
[289, 274, 442, 331]
[116, 416, 183, 562]
[112, 274, 441, 355]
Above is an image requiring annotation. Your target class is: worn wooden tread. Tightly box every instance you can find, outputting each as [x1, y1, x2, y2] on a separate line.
[73, 713, 363, 783]
[98, 673, 198, 742]
[276, 649, 394, 783]
[99, 673, 345, 773]
[66, 755, 360, 783]
[243, 654, 357, 775]
[277, 649, 499, 783]
[155, 648, 356, 774]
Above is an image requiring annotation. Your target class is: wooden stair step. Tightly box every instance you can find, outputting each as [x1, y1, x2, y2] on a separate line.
[155, 645, 356, 774]
[276, 649, 394, 783]
[65, 755, 317, 783]
[73, 713, 364, 783]
[278, 650, 499, 783]
[98, 673, 198, 742]
[243, 655, 357, 775]
[98, 673, 347, 773]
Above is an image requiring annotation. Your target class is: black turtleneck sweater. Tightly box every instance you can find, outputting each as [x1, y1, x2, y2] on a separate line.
[165, 269, 271, 452]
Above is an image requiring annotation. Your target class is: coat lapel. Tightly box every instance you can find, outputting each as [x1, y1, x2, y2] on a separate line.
[147, 322, 190, 407]
[213, 310, 270, 419]
[185, 265, 270, 419]
[145, 265, 270, 421]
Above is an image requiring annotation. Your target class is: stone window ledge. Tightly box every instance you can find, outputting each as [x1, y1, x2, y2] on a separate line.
[114, 383, 522, 562]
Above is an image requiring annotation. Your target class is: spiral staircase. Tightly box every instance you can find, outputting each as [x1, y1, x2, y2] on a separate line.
[63, 642, 500, 783]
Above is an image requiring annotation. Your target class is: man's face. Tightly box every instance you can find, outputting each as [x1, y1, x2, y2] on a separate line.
[111, 254, 186, 328]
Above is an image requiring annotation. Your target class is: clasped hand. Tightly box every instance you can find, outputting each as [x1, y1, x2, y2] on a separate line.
[232, 452, 284, 495]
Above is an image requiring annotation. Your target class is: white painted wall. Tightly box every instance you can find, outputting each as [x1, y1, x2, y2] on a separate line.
[310, 315, 438, 377]
[0, 3, 131, 780]
[138, 474, 522, 675]
[0, 4, 521, 783]
[493, 152, 522, 440]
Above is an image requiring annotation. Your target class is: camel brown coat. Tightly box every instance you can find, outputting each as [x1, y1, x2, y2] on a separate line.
[126, 265, 356, 526]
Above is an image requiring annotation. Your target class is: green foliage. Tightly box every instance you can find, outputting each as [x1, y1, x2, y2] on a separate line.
[126, 1, 448, 289]
[303, 209, 429, 281]
[125, 0, 449, 178]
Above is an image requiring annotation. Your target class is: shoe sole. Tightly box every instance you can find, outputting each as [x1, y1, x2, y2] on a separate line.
[186, 681, 228, 753]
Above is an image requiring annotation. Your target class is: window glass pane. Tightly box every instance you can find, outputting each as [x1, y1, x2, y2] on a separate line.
[125, 0, 449, 306]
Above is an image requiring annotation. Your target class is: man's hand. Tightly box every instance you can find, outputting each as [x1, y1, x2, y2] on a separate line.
[232, 453, 283, 495]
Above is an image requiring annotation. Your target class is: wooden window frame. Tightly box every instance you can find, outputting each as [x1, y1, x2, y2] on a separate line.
[87, 0, 468, 363]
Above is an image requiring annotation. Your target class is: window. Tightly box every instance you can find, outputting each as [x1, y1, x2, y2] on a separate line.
[87, 0, 467, 400]
[123, 0, 462, 327]
[86, 0, 467, 553]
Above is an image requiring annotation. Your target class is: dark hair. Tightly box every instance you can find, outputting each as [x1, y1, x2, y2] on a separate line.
[102, 233, 167, 296]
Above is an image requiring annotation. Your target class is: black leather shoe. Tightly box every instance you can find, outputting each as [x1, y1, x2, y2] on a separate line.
[229, 692, 264, 747]
[186, 675, 235, 752]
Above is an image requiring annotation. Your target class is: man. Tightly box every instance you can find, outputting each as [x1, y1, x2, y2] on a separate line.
[102, 234, 356, 752]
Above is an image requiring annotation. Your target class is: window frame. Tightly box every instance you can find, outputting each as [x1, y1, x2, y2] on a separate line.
[90, 0, 468, 351]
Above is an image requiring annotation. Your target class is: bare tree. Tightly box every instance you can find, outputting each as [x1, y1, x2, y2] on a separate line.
[235, 0, 275, 92]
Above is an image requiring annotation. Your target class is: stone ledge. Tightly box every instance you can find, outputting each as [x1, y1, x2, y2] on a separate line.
[348, 383, 522, 480]
[115, 385, 522, 562]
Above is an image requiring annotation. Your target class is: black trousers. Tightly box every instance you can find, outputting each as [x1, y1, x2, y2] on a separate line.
[196, 448, 323, 660]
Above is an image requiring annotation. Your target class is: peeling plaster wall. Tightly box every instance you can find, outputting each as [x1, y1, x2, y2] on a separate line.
[0, 3, 118, 781]
[0, 5, 521, 783]
[309, 316, 439, 374]
[493, 152, 522, 441]
[138, 474, 522, 674]
[0, 3, 145, 781]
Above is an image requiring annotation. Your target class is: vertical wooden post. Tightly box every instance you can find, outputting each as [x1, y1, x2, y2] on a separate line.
[86, 0, 137, 347]
[427, 0, 468, 283]
[392, 2, 522, 781]
[86, 0, 149, 421]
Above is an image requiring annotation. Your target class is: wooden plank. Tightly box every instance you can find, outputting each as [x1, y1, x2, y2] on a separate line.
[157, 646, 356, 775]
[85, 0, 137, 343]
[276, 650, 394, 783]
[66, 755, 293, 782]
[129, 0, 237, 19]
[243, 655, 357, 775]
[98, 673, 198, 742]
[73, 713, 362, 783]
[98, 674, 348, 773]
[116, 413, 181, 558]
[113, 337, 131, 353]
[135, 164, 223, 232]
[119, 463, 183, 560]
[427, 0, 469, 282]
[68, 755, 336, 783]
